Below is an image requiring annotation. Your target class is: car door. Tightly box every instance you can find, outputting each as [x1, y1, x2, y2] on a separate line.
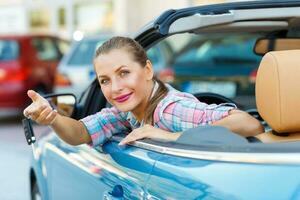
[43, 138, 160, 200]
[42, 80, 160, 200]
[144, 146, 300, 200]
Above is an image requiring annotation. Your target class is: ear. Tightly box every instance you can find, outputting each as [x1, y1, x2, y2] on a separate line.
[144, 60, 154, 81]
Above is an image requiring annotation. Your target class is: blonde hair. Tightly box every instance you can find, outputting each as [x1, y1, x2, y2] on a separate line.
[95, 36, 168, 124]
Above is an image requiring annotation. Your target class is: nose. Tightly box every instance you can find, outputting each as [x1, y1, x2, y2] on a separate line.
[111, 78, 123, 93]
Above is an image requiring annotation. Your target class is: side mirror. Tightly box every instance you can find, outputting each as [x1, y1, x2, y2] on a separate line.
[44, 93, 76, 117]
[254, 38, 300, 55]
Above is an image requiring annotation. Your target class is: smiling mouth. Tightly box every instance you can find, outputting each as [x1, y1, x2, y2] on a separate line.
[114, 92, 133, 103]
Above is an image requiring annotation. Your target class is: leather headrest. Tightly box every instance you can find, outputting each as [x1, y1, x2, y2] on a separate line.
[256, 50, 300, 133]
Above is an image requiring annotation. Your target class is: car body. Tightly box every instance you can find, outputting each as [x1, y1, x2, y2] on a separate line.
[54, 35, 110, 97]
[0, 34, 68, 117]
[27, 1, 300, 200]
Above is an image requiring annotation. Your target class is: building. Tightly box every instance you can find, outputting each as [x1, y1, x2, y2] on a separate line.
[0, 0, 229, 39]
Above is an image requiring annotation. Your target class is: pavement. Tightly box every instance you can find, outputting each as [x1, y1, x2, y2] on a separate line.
[0, 117, 48, 200]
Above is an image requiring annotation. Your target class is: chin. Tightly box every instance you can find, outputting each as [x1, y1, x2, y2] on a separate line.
[114, 102, 137, 112]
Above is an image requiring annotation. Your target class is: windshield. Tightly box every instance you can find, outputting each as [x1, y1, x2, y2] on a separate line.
[67, 39, 105, 66]
[0, 40, 19, 61]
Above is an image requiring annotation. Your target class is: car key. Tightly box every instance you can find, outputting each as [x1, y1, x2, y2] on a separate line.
[22, 118, 39, 159]
[22, 118, 36, 145]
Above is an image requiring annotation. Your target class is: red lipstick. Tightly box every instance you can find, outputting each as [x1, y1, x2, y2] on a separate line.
[114, 92, 132, 103]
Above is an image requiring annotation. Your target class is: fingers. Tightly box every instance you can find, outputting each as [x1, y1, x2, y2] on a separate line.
[23, 101, 56, 125]
[118, 125, 175, 146]
[24, 104, 47, 120]
[24, 89, 52, 123]
[118, 134, 135, 146]
[27, 90, 44, 103]
[119, 125, 153, 146]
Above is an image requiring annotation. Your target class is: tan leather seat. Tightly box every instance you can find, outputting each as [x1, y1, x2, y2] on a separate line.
[255, 50, 300, 143]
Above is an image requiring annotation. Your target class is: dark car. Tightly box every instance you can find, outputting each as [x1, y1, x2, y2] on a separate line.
[0, 34, 69, 117]
[26, 1, 300, 200]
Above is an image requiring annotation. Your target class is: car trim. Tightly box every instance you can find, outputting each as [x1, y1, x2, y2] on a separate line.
[112, 136, 300, 165]
[134, 0, 300, 47]
[168, 7, 300, 34]
[169, 11, 234, 34]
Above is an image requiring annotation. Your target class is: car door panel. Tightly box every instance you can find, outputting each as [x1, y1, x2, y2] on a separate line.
[145, 153, 300, 200]
[43, 136, 161, 200]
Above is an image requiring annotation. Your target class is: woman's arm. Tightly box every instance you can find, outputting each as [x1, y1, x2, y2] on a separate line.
[119, 109, 264, 145]
[23, 90, 91, 145]
[212, 109, 264, 137]
[50, 114, 91, 145]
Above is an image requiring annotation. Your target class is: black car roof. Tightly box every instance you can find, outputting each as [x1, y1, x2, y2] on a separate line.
[134, 0, 300, 48]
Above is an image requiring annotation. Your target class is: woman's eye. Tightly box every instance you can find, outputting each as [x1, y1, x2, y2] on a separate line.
[120, 71, 129, 77]
[100, 79, 109, 85]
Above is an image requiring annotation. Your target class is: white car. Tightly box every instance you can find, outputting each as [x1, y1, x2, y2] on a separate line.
[54, 35, 109, 97]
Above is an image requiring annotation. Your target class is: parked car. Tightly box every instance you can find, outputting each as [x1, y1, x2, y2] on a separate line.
[27, 1, 300, 200]
[0, 34, 69, 117]
[147, 32, 262, 109]
[54, 35, 110, 97]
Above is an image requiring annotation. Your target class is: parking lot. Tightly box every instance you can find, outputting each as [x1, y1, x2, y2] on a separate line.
[0, 118, 48, 200]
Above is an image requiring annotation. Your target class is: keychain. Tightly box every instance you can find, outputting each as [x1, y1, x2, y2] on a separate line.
[22, 118, 38, 159]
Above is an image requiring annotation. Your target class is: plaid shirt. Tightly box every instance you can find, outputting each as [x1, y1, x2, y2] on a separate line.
[81, 84, 236, 147]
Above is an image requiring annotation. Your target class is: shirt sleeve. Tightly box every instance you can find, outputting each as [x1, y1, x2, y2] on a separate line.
[155, 98, 236, 132]
[80, 107, 131, 147]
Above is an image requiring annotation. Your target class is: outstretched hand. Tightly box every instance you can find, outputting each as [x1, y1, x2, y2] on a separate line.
[119, 124, 181, 146]
[23, 90, 58, 125]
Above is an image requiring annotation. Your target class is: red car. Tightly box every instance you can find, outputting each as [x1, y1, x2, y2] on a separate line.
[0, 34, 69, 117]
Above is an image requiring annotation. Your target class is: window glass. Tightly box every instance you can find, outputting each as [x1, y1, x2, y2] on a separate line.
[0, 40, 19, 61]
[146, 41, 174, 73]
[32, 38, 60, 60]
[57, 39, 70, 55]
[67, 39, 104, 66]
[147, 48, 160, 66]
[150, 33, 263, 109]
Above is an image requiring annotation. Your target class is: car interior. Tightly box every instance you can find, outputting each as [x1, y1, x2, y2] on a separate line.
[159, 7, 300, 144]
[254, 50, 300, 143]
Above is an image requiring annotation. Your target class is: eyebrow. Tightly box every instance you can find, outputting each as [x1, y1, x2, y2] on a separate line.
[98, 65, 127, 78]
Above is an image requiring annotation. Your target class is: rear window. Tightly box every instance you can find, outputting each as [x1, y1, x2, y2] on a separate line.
[67, 39, 105, 66]
[32, 38, 60, 61]
[0, 40, 19, 61]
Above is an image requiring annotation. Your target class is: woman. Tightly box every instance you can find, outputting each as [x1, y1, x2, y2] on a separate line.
[23, 36, 264, 147]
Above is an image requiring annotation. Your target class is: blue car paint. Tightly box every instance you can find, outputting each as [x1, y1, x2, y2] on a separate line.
[30, 151, 49, 200]
[31, 131, 300, 200]
[33, 134, 162, 200]
[145, 153, 300, 200]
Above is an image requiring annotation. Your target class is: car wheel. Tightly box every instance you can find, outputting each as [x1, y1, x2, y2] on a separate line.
[31, 181, 42, 200]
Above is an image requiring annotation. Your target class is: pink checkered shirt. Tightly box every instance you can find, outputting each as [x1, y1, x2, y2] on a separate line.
[81, 84, 236, 147]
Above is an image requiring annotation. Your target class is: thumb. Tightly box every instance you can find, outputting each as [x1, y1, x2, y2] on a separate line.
[27, 90, 44, 103]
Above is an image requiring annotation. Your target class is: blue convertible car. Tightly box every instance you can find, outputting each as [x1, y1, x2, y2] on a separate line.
[26, 1, 300, 200]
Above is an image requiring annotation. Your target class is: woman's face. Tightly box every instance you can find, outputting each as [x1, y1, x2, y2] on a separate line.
[94, 48, 154, 116]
